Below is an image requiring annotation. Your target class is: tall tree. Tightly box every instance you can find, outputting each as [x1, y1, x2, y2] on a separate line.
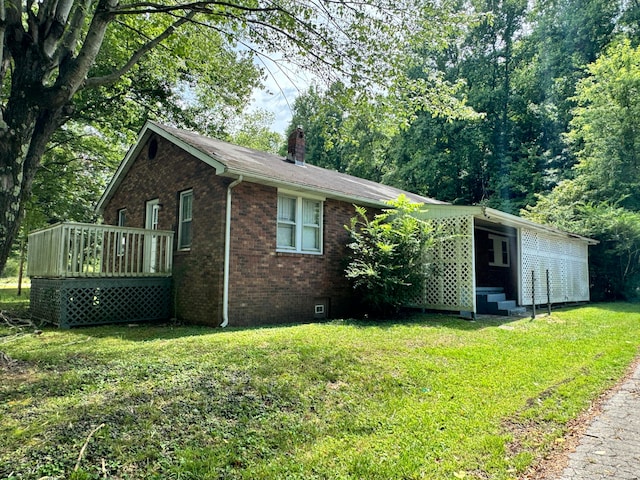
[386, 0, 622, 211]
[524, 39, 640, 299]
[386, 0, 531, 211]
[566, 38, 640, 210]
[228, 109, 283, 154]
[0, 0, 461, 273]
[519, 0, 620, 181]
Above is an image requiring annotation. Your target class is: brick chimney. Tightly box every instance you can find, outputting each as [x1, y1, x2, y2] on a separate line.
[286, 126, 305, 166]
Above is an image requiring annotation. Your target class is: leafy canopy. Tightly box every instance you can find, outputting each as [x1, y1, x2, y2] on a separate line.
[525, 39, 640, 300]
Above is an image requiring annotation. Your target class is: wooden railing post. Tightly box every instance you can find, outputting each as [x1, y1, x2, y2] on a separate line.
[28, 222, 173, 278]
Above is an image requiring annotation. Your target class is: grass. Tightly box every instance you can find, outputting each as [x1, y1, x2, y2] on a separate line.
[0, 283, 30, 317]
[1, 294, 639, 480]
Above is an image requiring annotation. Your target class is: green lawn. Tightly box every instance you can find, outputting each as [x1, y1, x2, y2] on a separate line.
[0, 283, 30, 317]
[1, 296, 639, 479]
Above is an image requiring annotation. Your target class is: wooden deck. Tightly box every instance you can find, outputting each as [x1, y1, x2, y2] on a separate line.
[27, 223, 175, 328]
[28, 222, 173, 278]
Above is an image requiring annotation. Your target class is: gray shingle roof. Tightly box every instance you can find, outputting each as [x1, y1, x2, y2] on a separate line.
[151, 122, 447, 206]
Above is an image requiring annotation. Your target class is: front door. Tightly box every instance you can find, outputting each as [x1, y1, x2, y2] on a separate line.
[144, 199, 160, 273]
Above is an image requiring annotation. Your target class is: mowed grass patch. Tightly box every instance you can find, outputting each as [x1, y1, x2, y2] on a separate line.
[1, 303, 639, 479]
[0, 284, 30, 316]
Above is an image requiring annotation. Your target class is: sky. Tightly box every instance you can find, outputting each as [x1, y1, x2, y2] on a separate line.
[248, 57, 315, 135]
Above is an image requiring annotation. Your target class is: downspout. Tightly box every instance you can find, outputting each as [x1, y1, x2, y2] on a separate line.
[221, 175, 243, 327]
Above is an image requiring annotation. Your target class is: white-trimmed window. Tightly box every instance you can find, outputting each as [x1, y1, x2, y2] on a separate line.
[178, 190, 193, 250]
[118, 208, 127, 227]
[117, 208, 127, 256]
[488, 234, 510, 267]
[277, 194, 323, 253]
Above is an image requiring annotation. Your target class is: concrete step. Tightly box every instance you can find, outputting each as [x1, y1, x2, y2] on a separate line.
[476, 287, 524, 316]
[476, 286, 504, 294]
[497, 300, 517, 310]
[485, 293, 507, 303]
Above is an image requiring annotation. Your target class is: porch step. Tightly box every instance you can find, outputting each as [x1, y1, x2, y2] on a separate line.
[476, 287, 524, 316]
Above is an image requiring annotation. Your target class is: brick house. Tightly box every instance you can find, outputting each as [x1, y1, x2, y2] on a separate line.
[28, 121, 596, 328]
[94, 121, 447, 327]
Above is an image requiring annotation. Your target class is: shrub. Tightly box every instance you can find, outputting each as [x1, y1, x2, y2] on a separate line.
[0, 257, 19, 278]
[345, 195, 438, 317]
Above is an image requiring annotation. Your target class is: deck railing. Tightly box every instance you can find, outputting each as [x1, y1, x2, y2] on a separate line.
[28, 222, 174, 278]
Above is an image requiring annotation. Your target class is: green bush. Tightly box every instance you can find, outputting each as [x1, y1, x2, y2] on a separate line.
[0, 257, 19, 278]
[345, 195, 438, 317]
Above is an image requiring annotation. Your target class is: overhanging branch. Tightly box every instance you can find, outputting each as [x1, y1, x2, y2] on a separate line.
[114, 1, 282, 15]
[83, 11, 195, 89]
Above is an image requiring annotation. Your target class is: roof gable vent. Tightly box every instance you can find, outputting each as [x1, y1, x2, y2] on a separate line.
[286, 126, 305, 166]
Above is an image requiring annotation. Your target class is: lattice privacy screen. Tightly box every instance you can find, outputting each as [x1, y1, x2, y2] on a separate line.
[414, 215, 475, 311]
[31, 277, 172, 328]
[520, 229, 590, 305]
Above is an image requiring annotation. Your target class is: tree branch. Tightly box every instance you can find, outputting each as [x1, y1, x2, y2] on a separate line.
[52, 0, 119, 103]
[42, 0, 76, 58]
[84, 10, 195, 88]
[114, 1, 282, 16]
[54, 0, 95, 65]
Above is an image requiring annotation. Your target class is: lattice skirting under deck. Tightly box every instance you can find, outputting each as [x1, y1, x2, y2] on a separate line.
[30, 277, 172, 328]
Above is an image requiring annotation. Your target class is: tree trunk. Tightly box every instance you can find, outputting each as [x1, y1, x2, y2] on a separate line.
[0, 0, 110, 274]
[0, 79, 67, 275]
[17, 237, 25, 296]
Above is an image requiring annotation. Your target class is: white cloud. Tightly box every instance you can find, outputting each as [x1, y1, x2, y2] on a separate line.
[248, 57, 315, 135]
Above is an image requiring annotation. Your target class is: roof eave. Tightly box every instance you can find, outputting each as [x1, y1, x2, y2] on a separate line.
[219, 169, 439, 209]
[422, 204, 598, 245]
[481, 206, 599, 245]
[95, 121, 227, 214]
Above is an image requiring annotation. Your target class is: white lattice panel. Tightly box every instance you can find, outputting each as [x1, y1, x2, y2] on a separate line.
[520, 229, 590, 305]
[416, 215, 475, 311]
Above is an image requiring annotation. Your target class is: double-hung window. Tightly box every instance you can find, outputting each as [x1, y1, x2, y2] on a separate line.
[277, 194, 323, 253]
[488, 234, 510, 267]
[178, 190, 193, 250]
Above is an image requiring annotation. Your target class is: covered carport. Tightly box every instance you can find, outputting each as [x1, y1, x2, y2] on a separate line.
[413, 205, 597, 315]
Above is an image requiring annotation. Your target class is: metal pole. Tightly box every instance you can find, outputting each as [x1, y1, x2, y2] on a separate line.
[546, 269, 551, 316]
[531, 270, 536, 319]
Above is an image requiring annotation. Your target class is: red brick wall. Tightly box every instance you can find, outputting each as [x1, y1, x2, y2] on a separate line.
[102, 134, 227, 326]
[103, 133, 360, 327]
[227, 183, 357, 326]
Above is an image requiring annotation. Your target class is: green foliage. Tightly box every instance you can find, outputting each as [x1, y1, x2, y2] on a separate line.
[227, 109, 284, 154]
[2, 304, 640, 478]
[344, 196, 438, 316]
[289, 0, 629, 216]
[525, 39, 640, 300]
[285, 84, 411, 182]
[0, 257, 19, 278]
[567, 38, 640, 210]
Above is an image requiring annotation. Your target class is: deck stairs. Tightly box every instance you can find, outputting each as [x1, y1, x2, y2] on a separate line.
[476, 287, 527, 316]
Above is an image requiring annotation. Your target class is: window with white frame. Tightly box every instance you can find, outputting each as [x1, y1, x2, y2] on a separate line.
[117, 209, 126, 256]
[118, 208, 127, 227]
[488, 234, 510, 267]
[178, 190, 193, 250]
[277, 194, 322, 253]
